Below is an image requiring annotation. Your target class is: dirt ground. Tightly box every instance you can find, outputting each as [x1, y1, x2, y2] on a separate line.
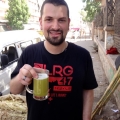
[72, 39, 120, 120]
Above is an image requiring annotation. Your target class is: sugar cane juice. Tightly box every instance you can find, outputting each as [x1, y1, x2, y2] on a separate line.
[33, 73, 49, 97]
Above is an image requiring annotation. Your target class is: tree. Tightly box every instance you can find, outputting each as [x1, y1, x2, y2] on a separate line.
[82, 0, 101, 22]
[6, 0, 30, 30]
[79, 10, 87, 22]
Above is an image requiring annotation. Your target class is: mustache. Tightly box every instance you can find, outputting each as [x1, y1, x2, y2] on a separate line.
[47, 29, 63, 33]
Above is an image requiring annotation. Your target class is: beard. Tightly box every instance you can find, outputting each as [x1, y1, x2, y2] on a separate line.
[45, 29, 65, 46]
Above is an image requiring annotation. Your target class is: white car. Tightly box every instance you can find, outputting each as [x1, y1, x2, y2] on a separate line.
[0, 30, 41, 96]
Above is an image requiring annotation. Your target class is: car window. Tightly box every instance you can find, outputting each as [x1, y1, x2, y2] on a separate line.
[0, 48, 7, 68]
[1, 44, 18, 65]
[7, 45, 18, 62]
[33, 38, 39, 44]
[0, 53, 1, 69]
[20, 40, 33, 51]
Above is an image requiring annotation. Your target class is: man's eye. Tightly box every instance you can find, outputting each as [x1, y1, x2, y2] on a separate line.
[59, 20, 65, 22]
[45, 19, 51, 21]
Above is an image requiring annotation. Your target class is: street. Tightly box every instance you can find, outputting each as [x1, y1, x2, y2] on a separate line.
[66, 39, 120, 120]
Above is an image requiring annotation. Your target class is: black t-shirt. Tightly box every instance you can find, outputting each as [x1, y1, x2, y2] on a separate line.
[11, 41, 98, 120]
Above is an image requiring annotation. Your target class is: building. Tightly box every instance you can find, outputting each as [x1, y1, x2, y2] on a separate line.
[0, 0, 44, 24]
[27, 0, 40, 23]
[0, 0, 9, 23]
[93, 0, 120, 110]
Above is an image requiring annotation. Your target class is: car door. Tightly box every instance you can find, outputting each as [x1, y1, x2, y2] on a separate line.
[0, 39, 39, 96]
[0, 44, 18, 95]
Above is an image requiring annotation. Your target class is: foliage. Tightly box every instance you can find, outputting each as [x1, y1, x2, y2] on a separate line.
[79, 10, 87, 22]
[82, 0, 101, 22]
[6, 0, 30, 30]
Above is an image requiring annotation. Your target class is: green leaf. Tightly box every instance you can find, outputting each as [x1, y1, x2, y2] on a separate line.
[82, 0, 101, 22]
[6, 0, 30, 30]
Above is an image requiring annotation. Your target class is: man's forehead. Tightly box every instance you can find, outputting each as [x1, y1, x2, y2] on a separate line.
[42, 3, 68, 17]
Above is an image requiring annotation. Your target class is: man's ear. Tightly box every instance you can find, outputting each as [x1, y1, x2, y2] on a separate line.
[39, 17, 42, 29]
[68, 18, 71, 30]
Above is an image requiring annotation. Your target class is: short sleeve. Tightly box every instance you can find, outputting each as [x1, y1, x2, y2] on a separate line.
[83, 52, 98, 89]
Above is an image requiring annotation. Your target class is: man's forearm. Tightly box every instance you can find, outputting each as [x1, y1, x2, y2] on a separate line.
[10, 74, 25, 94]
[83, 90, 94, 120]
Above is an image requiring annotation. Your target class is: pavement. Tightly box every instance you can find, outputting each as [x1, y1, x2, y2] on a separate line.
[66, 38, 120, 120]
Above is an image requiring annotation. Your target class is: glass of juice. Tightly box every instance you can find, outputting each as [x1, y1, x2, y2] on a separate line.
[33, 73, 49, 100]
[26, 69, 49, 101]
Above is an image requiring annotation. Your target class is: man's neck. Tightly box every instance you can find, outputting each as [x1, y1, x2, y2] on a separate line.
[44, 40, 68, 54]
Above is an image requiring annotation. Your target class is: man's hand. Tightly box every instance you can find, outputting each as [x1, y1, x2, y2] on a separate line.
[10, 64, 46, 94]
[18, 64, 38, 85]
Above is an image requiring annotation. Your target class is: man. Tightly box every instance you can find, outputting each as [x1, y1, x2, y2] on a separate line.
[10, 0, 98, 120]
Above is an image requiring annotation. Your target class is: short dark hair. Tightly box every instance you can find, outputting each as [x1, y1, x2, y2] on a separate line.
[40, 0, 69, 18]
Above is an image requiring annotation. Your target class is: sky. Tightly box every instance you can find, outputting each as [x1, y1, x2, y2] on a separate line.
[65, 0, 86, 27]
[39, 0, 86, 18]
[65, 0, 85, 18]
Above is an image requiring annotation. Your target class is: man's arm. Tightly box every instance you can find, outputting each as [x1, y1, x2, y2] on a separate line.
[10, 65, 44, 94]
[83, 89, 94, 120]
[10, 74, 25, 94]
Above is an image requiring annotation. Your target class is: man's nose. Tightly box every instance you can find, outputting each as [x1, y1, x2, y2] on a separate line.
[52, 21, 60, 30]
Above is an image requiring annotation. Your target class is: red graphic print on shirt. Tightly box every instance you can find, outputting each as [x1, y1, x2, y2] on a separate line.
[34, 63, 73, 103]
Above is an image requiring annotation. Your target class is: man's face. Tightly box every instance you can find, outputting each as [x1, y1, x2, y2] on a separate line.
[40, 3, 70, 46]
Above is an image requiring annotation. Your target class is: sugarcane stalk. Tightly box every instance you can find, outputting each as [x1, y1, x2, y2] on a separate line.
[92, 75, 120, 117]
[93, 67, 120, 108]
[92, 78, 120, 118]
[91, 66, 120, 120]
[99, 77, 120, 106]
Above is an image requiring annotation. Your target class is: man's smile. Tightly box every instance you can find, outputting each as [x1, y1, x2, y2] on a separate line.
[49, 31, 62, 37]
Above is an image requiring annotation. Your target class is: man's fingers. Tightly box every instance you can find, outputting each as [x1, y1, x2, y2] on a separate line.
[22, 76, 32, 83]
[33, 67, 49, 75]
[22, 64, 38, 78]
[19, 64, 49, 86]
[21, 77, 32, 85]
[33, 67, 45, 73]
[19, 64, 37, 85]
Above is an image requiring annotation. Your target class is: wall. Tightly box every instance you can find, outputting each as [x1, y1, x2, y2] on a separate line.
[27, 0, 40, 23]
[94, 36, 120, 109]
[0, 0, 9, 20]
[101, 0, 106, 7]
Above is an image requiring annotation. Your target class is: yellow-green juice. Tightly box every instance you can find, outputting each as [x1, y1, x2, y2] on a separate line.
[33, 73, 49, 97]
